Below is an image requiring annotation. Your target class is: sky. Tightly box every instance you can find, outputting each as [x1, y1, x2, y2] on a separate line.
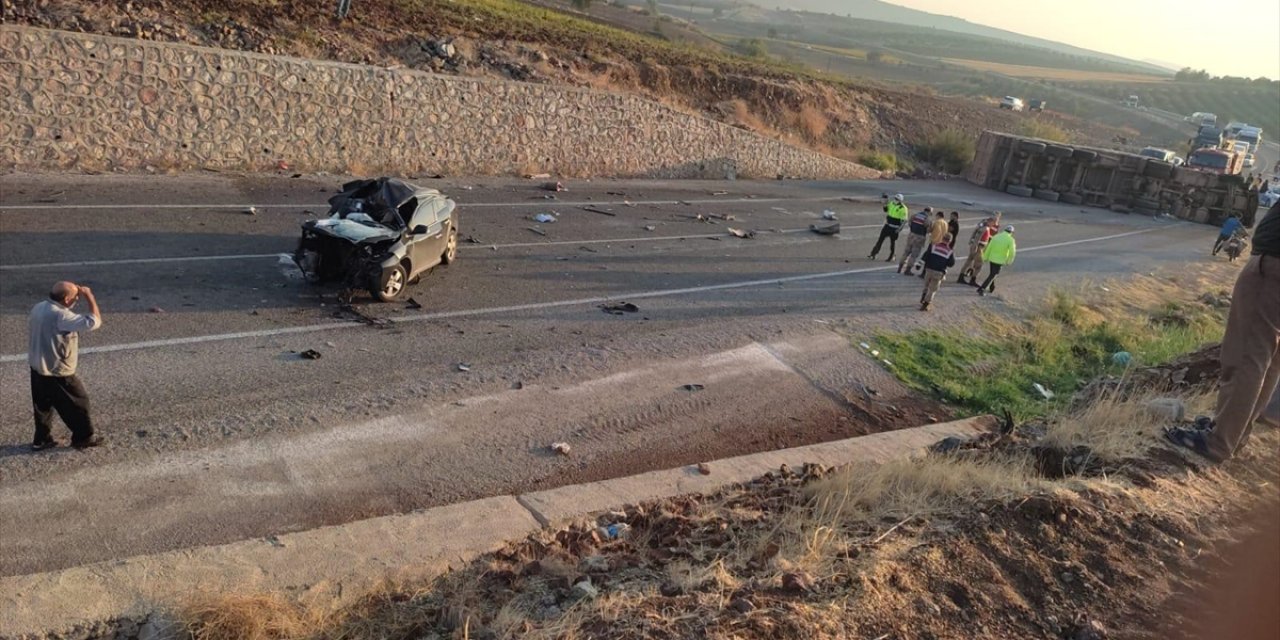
[889, 0, 1280, 78]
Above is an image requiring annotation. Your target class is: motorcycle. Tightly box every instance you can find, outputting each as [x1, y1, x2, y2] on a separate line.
[1224, 230, 1249, 262]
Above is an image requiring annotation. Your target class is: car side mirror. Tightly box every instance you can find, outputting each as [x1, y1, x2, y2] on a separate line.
[412, 225, 429, 236]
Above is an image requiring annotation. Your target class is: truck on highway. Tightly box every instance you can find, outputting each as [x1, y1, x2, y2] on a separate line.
[1237, 126, 1263, 153]
[1192, 125, 1224, 151]
[1185, 147, 1243, 175]
[1186, 112, 1217, 127]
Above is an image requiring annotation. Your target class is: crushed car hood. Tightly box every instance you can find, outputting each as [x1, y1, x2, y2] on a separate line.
[303, 217, 399, 244]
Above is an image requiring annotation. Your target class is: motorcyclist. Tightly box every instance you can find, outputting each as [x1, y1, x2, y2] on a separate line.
[1212, 214, 1243, 256]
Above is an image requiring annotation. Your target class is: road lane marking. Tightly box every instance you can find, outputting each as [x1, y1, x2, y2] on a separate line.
[0, 195, 853, 211]
[0, 220, 1053, 270]
[0, 226, 1163, 363]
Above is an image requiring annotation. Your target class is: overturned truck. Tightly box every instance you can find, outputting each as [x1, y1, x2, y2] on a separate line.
[966, 131, 1259, 226]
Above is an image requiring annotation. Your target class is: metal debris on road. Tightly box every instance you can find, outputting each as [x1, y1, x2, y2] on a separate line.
[551, 441, 572, 456]
[727, 227, 755, 239]
[600, 301, 640, 315]
[679, 383, 706, 392]
[526, 227, 548, 236]
[582, 205, 617, 217]
[464, 234, 483, 244]
[710, 190, 729, 196]
[961, 200, 976, 206]
[809, 223, 840, 235]
[299, 349, 322, 360]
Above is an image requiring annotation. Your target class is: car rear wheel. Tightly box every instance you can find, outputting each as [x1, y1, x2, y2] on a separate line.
[442, 226, 458, 265]
[371, 263, 408, 302]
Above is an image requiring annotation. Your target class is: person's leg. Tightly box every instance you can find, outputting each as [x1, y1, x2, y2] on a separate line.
[898, 235, 919, 272]
[869, 226, 889, 258]
[1213, 234, 1227, 255]
[50, 374, 95, 444]
[922, 270, 943, 306]
[30, 370, 57, 446]
[885, 230, 899, 261]
[1263, 383, 1280, 428]
[1206, 256, 1280, 461]
[978, 263, 1002, 293]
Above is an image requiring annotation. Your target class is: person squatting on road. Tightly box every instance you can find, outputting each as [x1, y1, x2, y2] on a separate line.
[919, 233, 956, 311]
[869, 194, 908, 261]
[976, 225, 1017, 296]
[1167, 202, 1280, 462]
[959, 213, 1001, 286]
[28, 281, 104, 451]
[1213, 213, 1243, 256]
[898, 207, 932, 275]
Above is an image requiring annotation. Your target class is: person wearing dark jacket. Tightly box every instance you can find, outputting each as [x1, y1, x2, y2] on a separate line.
[1167, 202, 1280, 462]
[919, 234, 956, 311]
[899, 207, 932, 275]
[947, 212, 961, 249]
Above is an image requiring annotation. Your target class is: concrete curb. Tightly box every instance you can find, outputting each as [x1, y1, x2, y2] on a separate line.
[0, 417, 991, 639]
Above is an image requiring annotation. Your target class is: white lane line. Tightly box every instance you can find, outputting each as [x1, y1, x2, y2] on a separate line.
[0, 196, 850, 211]
[0, 226, 1162, 363]
[0, 220, 1056, 270]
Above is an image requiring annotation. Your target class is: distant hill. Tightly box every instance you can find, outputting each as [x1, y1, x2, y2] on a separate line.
[772, 0, 1171, 76]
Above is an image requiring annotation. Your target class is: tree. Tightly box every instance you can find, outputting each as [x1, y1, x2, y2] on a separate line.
[767, 27, 778, 38]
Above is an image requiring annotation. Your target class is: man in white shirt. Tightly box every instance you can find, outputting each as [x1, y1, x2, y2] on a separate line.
[28, 281, 104, 450]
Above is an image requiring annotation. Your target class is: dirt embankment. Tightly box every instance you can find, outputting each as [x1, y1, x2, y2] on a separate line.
[4, 0, 1123, 165]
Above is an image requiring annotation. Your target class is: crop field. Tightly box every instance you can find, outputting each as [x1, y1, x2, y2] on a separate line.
[940, 59, 1171, 83]
[1064, 81, 1280, 136]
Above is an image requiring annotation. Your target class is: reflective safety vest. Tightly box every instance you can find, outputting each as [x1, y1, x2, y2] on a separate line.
[983, 231, 1017, 265]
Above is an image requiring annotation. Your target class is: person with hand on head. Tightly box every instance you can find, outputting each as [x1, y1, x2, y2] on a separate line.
[28, 281, 104, 451]
[869, 193, 908, 262]
[977, 225, 1016, 297]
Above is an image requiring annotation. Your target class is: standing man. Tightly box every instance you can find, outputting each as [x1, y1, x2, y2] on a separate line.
[28, 281, 104, 450]
[1166, 202, 1279, 461]
[919, 233, 956, 311]
[898, 206, 931, 275]
[869, 194, 908, 262]
[1213, 213, 1243, 256]
[947, 212, 961, 249]
[976, 225, 1016, 296]
[958, 214, 999, 285]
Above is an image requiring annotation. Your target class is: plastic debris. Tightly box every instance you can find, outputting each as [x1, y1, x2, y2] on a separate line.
[1111, 351, 1132, 366]
[457, 363, 472, 372]
[822, 210, 838, 220]
[149, 306, 165, 313]
[859, 342, 871, 350]
[597, 522, 630, 539]
[551, 441, 572, 456]
[573, 579, 599, 598]
[644, 225, 657, 231]
[532, 213, 558, 223]
[727, 227, 755, 239]
[244, 206, 257, 216]
[600, 301, 640, 315]
[1033, 383, 1055, 400]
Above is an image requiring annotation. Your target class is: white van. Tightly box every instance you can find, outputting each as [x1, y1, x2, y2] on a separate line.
[999, 96, 1025, 112]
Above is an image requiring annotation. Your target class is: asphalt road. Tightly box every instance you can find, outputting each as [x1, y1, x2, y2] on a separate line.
[0, 172, 1221, 577]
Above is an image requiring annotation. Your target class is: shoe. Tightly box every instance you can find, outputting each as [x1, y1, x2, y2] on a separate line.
[978, 289, 987, 297]
[885, 256, 895, 263]
[31, 440, 58, 452]
[1164, 426, 1225, 463]
[867, 254, 877, 260]
[71, 436, 105, 449]
[920, 302, 930, 311]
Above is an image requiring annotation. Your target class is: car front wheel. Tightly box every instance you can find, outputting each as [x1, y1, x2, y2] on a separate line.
[443, 226, 458, 265]
[371, 263, 408, 302]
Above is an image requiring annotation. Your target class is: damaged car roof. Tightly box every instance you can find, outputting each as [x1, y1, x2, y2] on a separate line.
[331, 177, 439, 211]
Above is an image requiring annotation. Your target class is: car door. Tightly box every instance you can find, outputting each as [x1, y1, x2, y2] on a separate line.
[407, 198, 447, 276]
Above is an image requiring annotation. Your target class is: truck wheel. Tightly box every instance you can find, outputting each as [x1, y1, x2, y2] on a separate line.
[1109, 204, 1132, 214]
[1046, 145, 1073, 159]
[1143, 161, 1174, 179]
[1134, 205, 1159, 216]
[1006, 184, 1035, 198]
[1060, 193, 1084, 205]
[1019, 141, 1047, 154]
[1073, 149, 1098, 163]
[371, 263, 408, 302]
[1033, 189, 1061, 202]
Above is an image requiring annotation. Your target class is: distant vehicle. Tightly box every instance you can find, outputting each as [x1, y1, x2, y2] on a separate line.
[1192, 125, 1225, 150]
[1138, 147, 1179, 163]
[1124, 95, 1139, 108]
[1231, 140, 1251, 156]
[999, 96, 1025, 111]
[1260, 184, 1280, 208]
[1245, 153, 1256, 168]
[1028, 99, 1047, 112]
[1186, 111, 1214, 124]
[1186, 148, 1243, 175]
[1237, 126, 1263, 153]
[1224, 122, 1248, 138]
[1199, 113, 1218, 127]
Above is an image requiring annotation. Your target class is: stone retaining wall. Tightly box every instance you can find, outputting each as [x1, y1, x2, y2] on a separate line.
[0, 26, 878, 180]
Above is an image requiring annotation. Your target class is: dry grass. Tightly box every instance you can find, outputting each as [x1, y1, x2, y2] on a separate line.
[184, 593, 330, 640]
[939, 58, 1169, 83]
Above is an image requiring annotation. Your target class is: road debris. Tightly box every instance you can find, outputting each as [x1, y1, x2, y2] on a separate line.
[457, 363, 472, 372]
[464, 234, 483, 244]
[243, 206, 257, 216]
[809, 222, 840, 235]
[696, 462, 711, 475]
[710, 190, 729, 196]
[643, 225, 657, 231]
[600, 301, 640, 315]
[597, 522, 629, 539]
[148, 306, 165, 313]
[299, 349, 322, 360]
[679, 383, 706, 392]
[1033, 382, 1056, 400]
[551, 441, 572, 456]
[961, 200, 976, 206]
[543, 181, 566, 192]
[582, 205, 617, 217]
[405, 297, 423, 310]
[822, 210, 838, 220]
[532, 213, 558, 223]
[727, 227, 755, 239]
[527, 227, 548, 236]
[525, 173, 551, 179]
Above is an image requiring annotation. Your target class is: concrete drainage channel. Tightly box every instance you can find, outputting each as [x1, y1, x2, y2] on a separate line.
[2, 418, 991, 640]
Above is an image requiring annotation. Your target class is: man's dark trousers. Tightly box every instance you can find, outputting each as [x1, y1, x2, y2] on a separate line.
[31, 369, 94, 445]
[870, 218, 902, 258]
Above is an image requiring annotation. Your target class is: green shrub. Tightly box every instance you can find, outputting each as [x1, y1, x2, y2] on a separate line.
[1018, 120, 1072, 143]
[914, 130, 975, 174]
[858, 151, 899, 172]
[734, 38, 768, 59]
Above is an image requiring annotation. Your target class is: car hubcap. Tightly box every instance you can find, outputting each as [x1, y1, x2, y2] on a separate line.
[384, 270, 404, 296]
[447, 232, 457, 260]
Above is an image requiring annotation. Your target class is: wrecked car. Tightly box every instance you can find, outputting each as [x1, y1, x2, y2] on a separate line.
[294, 177, 459, 302]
